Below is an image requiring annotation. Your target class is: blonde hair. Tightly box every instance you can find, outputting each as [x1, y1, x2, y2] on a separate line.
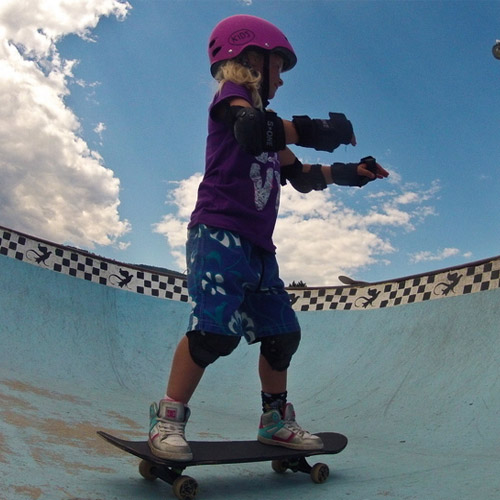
[214, 52, 263, 109]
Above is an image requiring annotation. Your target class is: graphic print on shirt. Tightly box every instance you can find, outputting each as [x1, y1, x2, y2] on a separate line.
[250, 152, 280, 212]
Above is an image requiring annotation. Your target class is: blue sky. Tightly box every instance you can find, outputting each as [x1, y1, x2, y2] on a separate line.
[1, 0, 500, 285]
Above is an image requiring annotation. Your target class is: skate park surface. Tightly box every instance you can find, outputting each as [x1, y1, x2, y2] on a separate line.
[1, 225, 499, 500]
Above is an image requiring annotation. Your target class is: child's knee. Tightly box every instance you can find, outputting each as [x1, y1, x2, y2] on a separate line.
[187, 330, 241, 368]
[260, 331, 301, 372]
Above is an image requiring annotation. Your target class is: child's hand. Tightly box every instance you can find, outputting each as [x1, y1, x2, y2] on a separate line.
[357, 157, 389, 181]
[330, 157, 389, 187]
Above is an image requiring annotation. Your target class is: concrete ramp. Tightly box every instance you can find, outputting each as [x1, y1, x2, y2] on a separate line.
[1, 225, 499, 500]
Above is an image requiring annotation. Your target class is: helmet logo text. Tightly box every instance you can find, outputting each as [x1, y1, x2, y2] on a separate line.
[229, 29, 255, 45]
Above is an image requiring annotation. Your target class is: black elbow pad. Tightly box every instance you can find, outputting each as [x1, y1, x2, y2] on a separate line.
[281, 159, 326, 193]
[231, 106, 286, 156]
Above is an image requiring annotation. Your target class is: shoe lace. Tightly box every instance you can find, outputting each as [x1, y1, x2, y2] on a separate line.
[157, 417, 186, 439]
[283, 417, 311, 438]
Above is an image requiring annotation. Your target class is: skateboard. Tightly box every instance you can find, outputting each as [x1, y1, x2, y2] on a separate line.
[338, 275, 368, 286]
[97, 430, 348, 500]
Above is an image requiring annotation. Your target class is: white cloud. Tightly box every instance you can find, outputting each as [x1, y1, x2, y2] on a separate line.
[153, 174, 203, 272]
[409, 247, 465, 264]
[154, 170, 441, 286]
[94, 121, 106, 142]
[0, 0, 131, 248]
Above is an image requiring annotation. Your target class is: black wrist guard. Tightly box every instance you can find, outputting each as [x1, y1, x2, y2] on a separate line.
[330, 156, 377, 187]
[292, 112, 353, 152]
[330, 163, 358, 186]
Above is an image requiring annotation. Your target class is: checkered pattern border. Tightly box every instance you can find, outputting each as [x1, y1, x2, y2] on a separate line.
[0, 226, 189, 303]
[1, 225, 499, 311]
[288, 258, 500, 311]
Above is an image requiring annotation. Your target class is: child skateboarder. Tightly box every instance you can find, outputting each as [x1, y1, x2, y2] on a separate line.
[149, 14, 389, 461]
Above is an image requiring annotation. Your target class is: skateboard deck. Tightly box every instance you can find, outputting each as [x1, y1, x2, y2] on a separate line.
[97, 430, 347, 500]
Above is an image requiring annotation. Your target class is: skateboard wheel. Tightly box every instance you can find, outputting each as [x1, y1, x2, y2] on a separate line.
[172, 475, 198, 500]
[271, 459, 288, 474]
[138, 459, 157, 481]
[310, 462, 329, 484]
[493, 42, 500, 60]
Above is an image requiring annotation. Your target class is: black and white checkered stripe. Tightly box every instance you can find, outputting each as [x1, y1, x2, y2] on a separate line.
[1, 225, 498, 311]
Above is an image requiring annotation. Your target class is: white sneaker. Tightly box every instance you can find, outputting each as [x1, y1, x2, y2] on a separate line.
[148, 400, 193, 461]
[258, 402, 324, 450]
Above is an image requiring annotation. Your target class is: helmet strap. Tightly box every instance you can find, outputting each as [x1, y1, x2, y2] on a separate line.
[260, 52, 270, 108]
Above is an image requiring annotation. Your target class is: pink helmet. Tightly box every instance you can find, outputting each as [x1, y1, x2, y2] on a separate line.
[208, 15, 297, 76]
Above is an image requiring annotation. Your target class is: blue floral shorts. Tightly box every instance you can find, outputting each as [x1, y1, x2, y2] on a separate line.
[186, 224, 300, 343]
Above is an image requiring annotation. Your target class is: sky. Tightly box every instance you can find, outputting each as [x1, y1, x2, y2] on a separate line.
[1, 0, 500, 286]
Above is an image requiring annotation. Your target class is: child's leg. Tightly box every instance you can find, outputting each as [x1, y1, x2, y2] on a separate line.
[259, 353, 287, 394]
[258, 334, 294, 412]
[148, 336, 202, 461]
[257, 333, 323, 451]
[166, 336, 205, 404]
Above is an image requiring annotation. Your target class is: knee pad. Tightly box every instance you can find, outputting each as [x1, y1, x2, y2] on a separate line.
[260, 331, 301, 372]
[187, 330, 241, 369]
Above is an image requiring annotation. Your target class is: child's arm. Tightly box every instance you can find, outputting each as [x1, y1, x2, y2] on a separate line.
[279, 148, 389, 193]
[226, 98, 356, 155]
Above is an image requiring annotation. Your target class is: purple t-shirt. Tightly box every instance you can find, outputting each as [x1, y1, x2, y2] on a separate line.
[188, 82, 281, 253]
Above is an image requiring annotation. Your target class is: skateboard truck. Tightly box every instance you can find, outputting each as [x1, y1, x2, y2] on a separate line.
[271, 456, 330, 483]
[138, 460, 198, 500]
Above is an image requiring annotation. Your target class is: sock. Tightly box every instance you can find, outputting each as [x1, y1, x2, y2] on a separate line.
[261, 391, 287, 414]
[163, 395, 185, 405]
